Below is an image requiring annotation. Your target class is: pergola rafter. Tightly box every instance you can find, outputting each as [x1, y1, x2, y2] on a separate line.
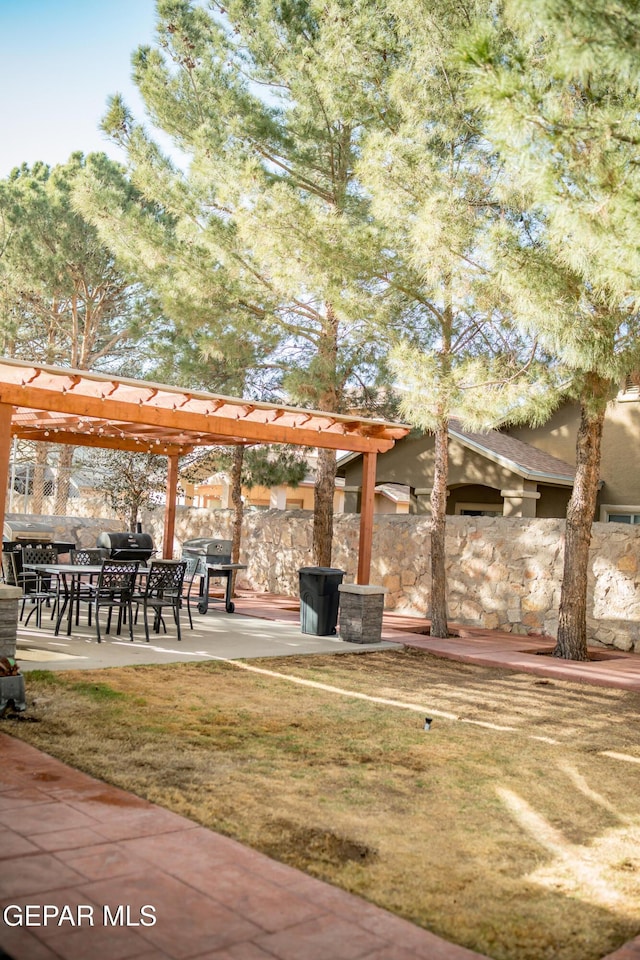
[0, 358, 410, 583]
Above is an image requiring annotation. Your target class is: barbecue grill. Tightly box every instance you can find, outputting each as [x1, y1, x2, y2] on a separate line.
[2, 520, 75, 584]
[96, 531, 154, 563]
[181, 537, 246, 614]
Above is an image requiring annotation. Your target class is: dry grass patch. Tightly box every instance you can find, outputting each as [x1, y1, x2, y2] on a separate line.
[6, 647, 640, 960]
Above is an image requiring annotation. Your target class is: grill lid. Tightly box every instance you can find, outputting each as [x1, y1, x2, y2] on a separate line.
[182, 538, 233, 565]
[182, 538, 232, 555]
[3, 520, 54, 542]
[96, 532, 154, 551]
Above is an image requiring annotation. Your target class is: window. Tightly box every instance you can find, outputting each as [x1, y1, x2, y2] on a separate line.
[455, 502, 503, 517]
[600, 505, 640, 524]
[617, 375, 640, 401]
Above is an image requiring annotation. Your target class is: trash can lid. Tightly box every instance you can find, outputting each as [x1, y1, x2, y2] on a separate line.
[298, 566, 345, 574]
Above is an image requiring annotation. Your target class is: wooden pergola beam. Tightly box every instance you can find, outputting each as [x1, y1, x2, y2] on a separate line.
[0, 358, 410, 574]
[0, 403, 13, 543]
[12, 429, 189, 457]
[357, 451, 377, 584]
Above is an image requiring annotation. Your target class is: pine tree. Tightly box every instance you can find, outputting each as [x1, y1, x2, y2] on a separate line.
[463, 0, 640, 658]
[78, 0, 394, 568]
[308, 0, 559, 635]
[0, 153, 157, 514]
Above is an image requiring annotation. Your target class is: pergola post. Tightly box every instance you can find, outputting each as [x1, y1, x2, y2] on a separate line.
[357, 451, 377, 585]
[163, 453, 179, 559]
[0, 403, 13, 540]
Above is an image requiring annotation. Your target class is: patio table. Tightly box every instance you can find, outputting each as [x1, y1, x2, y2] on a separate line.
[23, 563, 149, 637]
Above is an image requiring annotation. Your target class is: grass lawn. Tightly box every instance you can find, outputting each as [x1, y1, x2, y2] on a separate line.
[5, 647, 640, 960]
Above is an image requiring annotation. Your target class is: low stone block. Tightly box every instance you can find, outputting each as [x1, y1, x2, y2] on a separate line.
[338, 584, 388, 644]
[0, 585, 22, 659]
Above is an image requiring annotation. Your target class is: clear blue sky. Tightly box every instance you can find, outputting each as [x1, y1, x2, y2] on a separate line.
[0, 0, 159, 176]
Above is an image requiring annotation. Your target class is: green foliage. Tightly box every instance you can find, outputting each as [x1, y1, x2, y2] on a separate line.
[462, 0, 640, 389]
[182, 444, 308, 490]
[93, 450, 169, 530]
[0, 153, 156, 374]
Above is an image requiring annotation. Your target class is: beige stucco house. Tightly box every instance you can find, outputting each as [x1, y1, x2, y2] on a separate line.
[338, 383, 640, 523]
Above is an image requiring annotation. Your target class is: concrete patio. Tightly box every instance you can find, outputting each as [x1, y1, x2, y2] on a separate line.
[14, 589, 640, 693]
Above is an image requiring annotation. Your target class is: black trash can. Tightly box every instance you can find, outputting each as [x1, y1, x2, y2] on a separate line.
[299, 566, 345, 636]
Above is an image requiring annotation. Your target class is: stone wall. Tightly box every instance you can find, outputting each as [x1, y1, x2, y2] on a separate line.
[11, 509, 640, 652]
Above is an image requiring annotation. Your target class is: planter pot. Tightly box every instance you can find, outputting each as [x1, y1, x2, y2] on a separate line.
[338, 584, 388, 644]
[0, 674, 26, 715]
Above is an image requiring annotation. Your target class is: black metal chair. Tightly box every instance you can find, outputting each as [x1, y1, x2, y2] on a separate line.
[135, 560, 187, 642]
[15, 546, 60, 627]
[86, 560, 139, 643]
[69, 548, 109, 625]
[70, 548, 108, 565]
[180, 555, 202, 630]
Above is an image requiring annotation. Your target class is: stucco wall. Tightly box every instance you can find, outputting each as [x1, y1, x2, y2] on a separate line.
[11, 510, 640, 652]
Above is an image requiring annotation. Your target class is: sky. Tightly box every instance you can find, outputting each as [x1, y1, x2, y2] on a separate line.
[0, 0, 159, 177]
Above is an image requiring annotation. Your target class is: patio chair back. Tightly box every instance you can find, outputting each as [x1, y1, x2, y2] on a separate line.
[70, 548, 108, 564]
[94, 560, 140, 644]
[97, 560, 139, 598]
[145, 559, 187, 600]
[21, 546, 59, 594]
[139, 560, 187, 642]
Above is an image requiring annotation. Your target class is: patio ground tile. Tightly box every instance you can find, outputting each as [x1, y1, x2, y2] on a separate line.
[0, 787, 52, 810]
[78, 872, 265, 960]
[1, 888, 102, 941]
[0, 853, 85, 899]
[32, 827, 110, 853]
[0, 831, 41, 859]
[194, 944, 291, 960]
[253, 914, 388, 960]
[0, 925, 63, 960]
[0, 801, 98, 837]
[56, 843, 153, 882]
[43, 923, 156, 960]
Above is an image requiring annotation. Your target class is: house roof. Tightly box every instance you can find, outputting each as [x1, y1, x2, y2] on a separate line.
[375, 483, 410, 504]
[338, 420, 576, 486]
[448, 420, 575, 485]
[0, 358, 410, 456]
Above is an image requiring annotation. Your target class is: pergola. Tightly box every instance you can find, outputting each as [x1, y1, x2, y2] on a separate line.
[0, 358, 410, 583]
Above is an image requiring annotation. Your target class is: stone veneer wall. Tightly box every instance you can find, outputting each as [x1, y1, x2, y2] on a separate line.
[9, 510, 640, 652]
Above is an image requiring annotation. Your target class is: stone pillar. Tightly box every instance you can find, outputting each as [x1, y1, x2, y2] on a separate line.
[0, 584, 22, 658]
[338, 584, 388, 644]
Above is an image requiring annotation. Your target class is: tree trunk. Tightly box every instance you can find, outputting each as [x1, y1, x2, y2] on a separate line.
[314, 447, 337, 566]
[31, 443, 50, 515]
[554, 377, 608, 660]
[312, 304, 340, 567]
[54, 445, 74, 516]
[430, 420, 449, 637]
[229, 445, 245, 596]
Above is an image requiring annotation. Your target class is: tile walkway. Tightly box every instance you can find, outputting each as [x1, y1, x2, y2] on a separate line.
[4, 591, 640, 959]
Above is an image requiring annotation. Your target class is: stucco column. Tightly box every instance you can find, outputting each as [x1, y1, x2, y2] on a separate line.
[219, 476, 232, 509]
[343, 486, 360, 513]
[270, 485, 287, 510]
[501, 482, 540, 518]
